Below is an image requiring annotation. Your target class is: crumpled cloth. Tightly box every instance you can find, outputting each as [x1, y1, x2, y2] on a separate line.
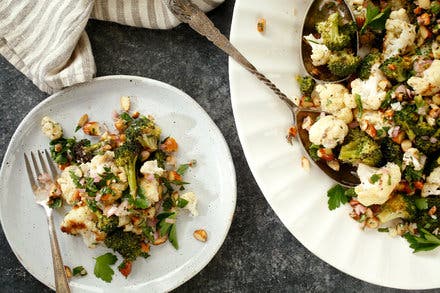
[0, 0, 224, 94]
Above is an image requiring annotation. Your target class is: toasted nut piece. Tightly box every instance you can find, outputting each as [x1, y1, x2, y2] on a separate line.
[83, 121, 100, 136]
[288, 126, 298, 138]
[301, 156, 310, 172]
[429, 107, 440, 119]
[257, 18, 266, 33]
[153, 235, 168, 245]
[141, 242, 150, 253]
[146, 207, 156, 219]
[140, 150, 150, 161]
[64, 266, 72, 279]
[327, 160, 340, 171]
[161, 137, 178, 153]
[414, 181, 424, 190]
[401, 139, 412, 152]
[114, 119, 127, 133]
[419, 25, 432, 42]
[77, 114, 89, 129]
[301, 116, 313, 130]
[193, 229, 208, 242]
[317, 148, 334, 161]
[120, 96, 130, 111]
[429, 206, 437, 216]
[418, 13, 431, 26]
[131, 111, 140, 119]
[365, 217, 380, 229]
[392, 131, 405, 144]
[168, 171, 182, 181]
[365, 123, 377, 138]
[54, 143, 63, 152]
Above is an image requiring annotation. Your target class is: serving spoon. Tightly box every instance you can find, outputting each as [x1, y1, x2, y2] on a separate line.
[301, 0, 359, 82]
[165, 0, 360, 187]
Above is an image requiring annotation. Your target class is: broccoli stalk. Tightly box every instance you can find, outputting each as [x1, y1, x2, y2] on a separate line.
[316, 12, 355, 51]
[377, 194, 417, 223]
[338, 128, 382, 167]
[115, 143, 139, 200]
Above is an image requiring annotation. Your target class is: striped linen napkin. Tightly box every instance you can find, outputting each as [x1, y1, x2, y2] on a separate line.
[0, 0, 224, 94]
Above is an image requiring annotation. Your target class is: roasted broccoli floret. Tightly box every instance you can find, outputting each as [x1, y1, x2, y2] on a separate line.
[394, 103, 440, 154]
[72, 139, 103, 163]
[308, 144, 321, 161]
[104, 229, 149, 261]
[377, 194, 417, 223]
[432, 1, 440, 15]
[296, 75, 316, 96]
[338, 128, 382, 166]
[403, 165, 424, 183]
[125, 116, 161, 151]
[115, 143, 140, 200]
[379, 56, 412, 82]
[327, 50, 361, 77]
[380, 138, 403, 166]
[414, 197, 440, 233]
[358, 51, 381, 80]
[316, 12, 355, 51]
[95, 210, 119, 233]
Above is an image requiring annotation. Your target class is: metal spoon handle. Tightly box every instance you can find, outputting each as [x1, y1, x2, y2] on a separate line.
[166, 0, 296, 109]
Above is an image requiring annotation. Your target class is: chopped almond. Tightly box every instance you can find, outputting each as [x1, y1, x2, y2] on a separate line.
[161, 137, 178, 153]
[257, 18, 266, 33]
[193, 229, 208, 242]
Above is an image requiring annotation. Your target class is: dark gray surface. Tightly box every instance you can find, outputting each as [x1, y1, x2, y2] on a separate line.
[0, 1, 432, 292]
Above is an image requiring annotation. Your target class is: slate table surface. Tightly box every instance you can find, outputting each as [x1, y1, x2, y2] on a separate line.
[0, 1, 431, 292]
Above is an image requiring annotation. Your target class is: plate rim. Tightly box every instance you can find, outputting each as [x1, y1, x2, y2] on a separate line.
[228, 0, 438, 290]
[0, 75, 237, 292]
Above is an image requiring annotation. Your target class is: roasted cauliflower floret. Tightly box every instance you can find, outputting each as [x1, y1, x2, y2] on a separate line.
[140, 160, 164, 176]
[303, 34, 332, 67]
[407, 60, 440, 96]
[60, 204, 106, 248]
[422, 167, 440, 197]
[41, 116, 63, 140]
[383, 8, 416, 59]
[354, 163, 401, 206]
[351, 63, 391, 110]
[57, 165, 83, 205]
[138, 177, 161, 204]
[308, 115, 349, 149]
[312, 84, 355, 123]
[180, 192, 198, 216]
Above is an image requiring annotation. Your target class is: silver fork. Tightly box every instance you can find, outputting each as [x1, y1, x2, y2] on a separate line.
[24, 150, 71, 292]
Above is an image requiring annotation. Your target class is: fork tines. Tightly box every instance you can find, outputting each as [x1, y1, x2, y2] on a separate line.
[24, 150, 58, 189]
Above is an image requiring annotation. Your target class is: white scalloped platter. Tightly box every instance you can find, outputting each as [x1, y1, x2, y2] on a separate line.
[0, 76, 236, 292]
[229, 0, 440, 289]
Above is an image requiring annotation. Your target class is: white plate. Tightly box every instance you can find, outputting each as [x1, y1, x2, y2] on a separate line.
[229, 0, 440, 290]
[0, 76, 236, 292]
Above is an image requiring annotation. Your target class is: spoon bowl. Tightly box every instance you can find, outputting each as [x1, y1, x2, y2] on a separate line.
[166, 0, 360, 187]
[295, 111, 360, 187]
[301, 0, 358, 82]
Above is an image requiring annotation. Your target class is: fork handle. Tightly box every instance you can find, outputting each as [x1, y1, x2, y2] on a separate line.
[169, 0, 296, 109]
[46, 209, 71, 292]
